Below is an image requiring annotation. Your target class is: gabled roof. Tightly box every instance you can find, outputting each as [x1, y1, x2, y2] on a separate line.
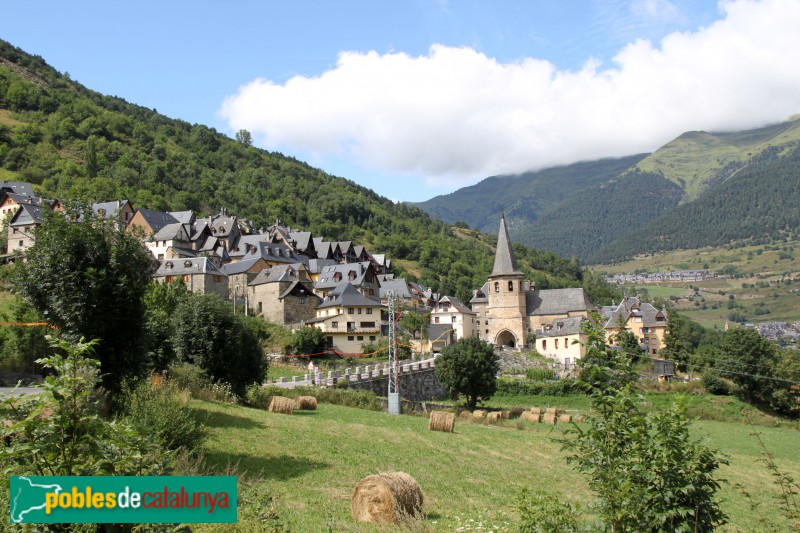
[92, 200, 131, 219]
[526, 288, 591, 316]
[306, 258, 338, 274]
[168, 211, 195, 224]
[155, 257, 225, 277]
[470, 282, 489, 304]
[317, 282, 384, 309]
[249, 264, 300, 286]
[379, 279, 412, 299]
[221, 257, 265, 276]
[278, 280, 316, 300]
[603, 297, 668, 329]
[0, 181, 34, 197]
[151, 222, 191, 242]
[490, 214, 522, 277]
[288, 230, 314, 252]
[315, 261, 374, 289]
[134, 208, 178, 234]
[5, 192, 48, 207]
[538, 316, 587, 337]
[9, 203, 44, 226]
[435, 295, 476, 315]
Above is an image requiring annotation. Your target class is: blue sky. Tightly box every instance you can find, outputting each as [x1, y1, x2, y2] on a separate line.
[2, 1, 799, 202]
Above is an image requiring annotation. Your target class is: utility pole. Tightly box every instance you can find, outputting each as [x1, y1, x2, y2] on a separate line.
[388, 290, 400, 414]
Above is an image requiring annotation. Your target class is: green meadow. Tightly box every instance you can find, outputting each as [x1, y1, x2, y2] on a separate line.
[193, 398, 800, 532]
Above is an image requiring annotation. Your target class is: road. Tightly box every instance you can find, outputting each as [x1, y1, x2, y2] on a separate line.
[0, 387, 42, 397]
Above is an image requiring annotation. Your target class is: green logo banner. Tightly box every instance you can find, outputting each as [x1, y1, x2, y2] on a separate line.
[9, 476, 237, 524]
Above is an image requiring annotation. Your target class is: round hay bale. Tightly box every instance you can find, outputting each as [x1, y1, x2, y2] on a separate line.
[559, 414, 573, 423]
[351, 471, 424, 524]
[500, 410, 511, 420]
[268, 396, 295, 415]
[472, 410, 487, 419]
[521, 412, 540, 423]
[530, 407, 542, 415]
[575, 416, 586, 423]
[545, 407, 559, 415]
[296, 396, 317, 410]
[543, 413, 557, 425]
[486, 412, 502, 422]
[428, 411, 455, 433]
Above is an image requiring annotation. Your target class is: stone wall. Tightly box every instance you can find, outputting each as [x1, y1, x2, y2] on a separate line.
[337, 360, 449, 402]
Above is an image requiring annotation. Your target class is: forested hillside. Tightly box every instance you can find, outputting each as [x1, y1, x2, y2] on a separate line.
[592, 142, 800, 263]
[0, 39, 615, 305]
[415, 155, 646, 234]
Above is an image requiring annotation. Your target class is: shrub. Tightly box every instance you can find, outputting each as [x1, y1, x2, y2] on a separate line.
[701, 371, 732, 396]
[248, 385, 384, 411]
[122, 380, 206, 453]
[495, 377, 580, 397]
[168, 363, 238, 403]
[525, 367, 556, 381]
[245, 384, 281, 410]
[515, 487, 581, 532]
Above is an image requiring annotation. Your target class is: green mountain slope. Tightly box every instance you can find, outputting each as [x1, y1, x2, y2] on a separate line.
[633, 118, 800, 199]
[0, 39, 608, 304]
[414, 155, 646, 233]
[592, 142, 800, 263]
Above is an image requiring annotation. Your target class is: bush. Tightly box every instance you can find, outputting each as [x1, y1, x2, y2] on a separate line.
[701, 371, 733, 396]
[515, 487, 581, 532]
[168, 363, 238, 403]
[525, 367, 556, 381]
[495, 377, 581, 397]
[247, 385, 384, 412]
[122, 380, 206, 453]
[245, 383, 280, 410]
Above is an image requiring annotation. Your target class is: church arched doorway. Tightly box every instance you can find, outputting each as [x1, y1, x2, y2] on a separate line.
[496, 330, 517, 348]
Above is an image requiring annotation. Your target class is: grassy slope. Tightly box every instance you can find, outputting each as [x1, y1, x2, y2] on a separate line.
[634, 118, 800, 199]
[592, 240, 800, 327]
[194, 399, 800, 532]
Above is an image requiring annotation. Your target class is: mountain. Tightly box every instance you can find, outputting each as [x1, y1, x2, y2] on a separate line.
[0, 39, 612, 305]
[415, 117, 800, 264]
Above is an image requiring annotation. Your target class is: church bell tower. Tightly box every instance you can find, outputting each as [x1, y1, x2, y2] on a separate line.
[487, 214, 527, 348]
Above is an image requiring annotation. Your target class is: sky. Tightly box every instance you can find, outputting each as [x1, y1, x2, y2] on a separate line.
[2, 0, 800, 202]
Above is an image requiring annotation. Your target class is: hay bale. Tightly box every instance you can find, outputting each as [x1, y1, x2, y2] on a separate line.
[486, 412, 502, 422]
[530, 407, 542, 416]
[351, 471, 424, 524]
[542, 413, 557, 425]
[575, 416, 586, 423]
[521, 412, 540, 423]
[500, 410, 511, 420]
[268, 396, 295, 414]
[296, 396, 317, 410]
[559, 414, 573, 423]
[509, 407, 525, 419]
[472, 410, 487, 419]
[545, 407, 559, 415]
[428, 411, 455, 433]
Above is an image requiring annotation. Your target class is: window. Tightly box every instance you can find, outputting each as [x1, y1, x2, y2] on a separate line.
[542, 339, 547, 350]
[213, 275, 222, 282]
[357, 336, 363, 341]
[348, 308, 354, 314]
[366, 308, 373, 315]
[564, 338, 568, 347]
[182, 275, 190, 283]
[348, 336, 354, 341]
[257, 302, 263, 313]
[299, 297, 306, 304]
[157, 254, 164, 260]
[360, 322, 375, 328]
[165, 275, 174, 283]
[12, 228, 18, 234]
[508, 281, 513, 291]
[555, 339, 559, 349]
[565, 358, 571, 366]
[370, 336, 376, 342]
[434, 316, 440, 323]
[452, 316, 457, 323]
[358, 308, 362, 314]
[332, 321, 339, 328]
[494, 282, 499, 292]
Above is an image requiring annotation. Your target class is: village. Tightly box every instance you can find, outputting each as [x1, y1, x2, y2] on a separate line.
[2, 179, 672, 371]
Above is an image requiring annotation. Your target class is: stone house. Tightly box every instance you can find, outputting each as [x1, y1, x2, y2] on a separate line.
[537, 316, 588, 369]
[153, 257, 228, 299]
[7, 202, 44, 254]
[248, 264, 319, 326]
[222, 257, 269, 303]
[127, 208, 178, 237]
[314, 261, 381, 300]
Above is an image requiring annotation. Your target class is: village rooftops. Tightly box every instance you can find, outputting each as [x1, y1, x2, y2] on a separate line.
[249, 264, 303, 286]
[378, 278, 412, 299]
[602, 297, 667, 328]
[315, 261, 374, 289]
[0, 181, 35, 197]
[10, 203, 44, 226]
[155, 257, 225, 277]
[132, 208, 178, 234]
[92, 200, 131, 218]
[221, 257, 265, 276]
[537, 316, 587, 337]
[434, 295, 476, 315]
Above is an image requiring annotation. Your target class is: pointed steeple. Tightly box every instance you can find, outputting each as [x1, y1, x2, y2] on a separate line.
[490, 213, 522, 277]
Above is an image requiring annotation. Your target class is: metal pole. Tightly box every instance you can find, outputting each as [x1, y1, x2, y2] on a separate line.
[388, 290, 400, 414]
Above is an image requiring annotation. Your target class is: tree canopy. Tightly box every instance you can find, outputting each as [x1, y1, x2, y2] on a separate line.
[435, 337, 499, 409]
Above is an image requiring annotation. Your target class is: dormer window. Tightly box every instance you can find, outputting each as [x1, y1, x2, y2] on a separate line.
[165, 262, 173, 270]
[184, 260, 192, 268]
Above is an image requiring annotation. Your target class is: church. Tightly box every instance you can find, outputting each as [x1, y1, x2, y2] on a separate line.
[471, 214, 592, 350]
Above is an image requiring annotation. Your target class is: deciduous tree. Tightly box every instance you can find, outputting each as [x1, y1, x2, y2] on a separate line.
[435, 337, 499, 409]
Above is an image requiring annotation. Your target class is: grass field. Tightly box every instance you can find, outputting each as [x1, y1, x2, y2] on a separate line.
[192, 397, 800, 532]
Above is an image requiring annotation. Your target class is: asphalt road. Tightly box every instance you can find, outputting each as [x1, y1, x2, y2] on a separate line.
[0, 387, 43, 397]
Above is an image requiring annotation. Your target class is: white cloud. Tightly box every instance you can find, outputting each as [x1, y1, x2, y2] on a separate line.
[219, 0, 800, 187]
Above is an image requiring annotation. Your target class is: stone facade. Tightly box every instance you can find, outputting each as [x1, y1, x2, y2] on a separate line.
[345, 362, 448, 402]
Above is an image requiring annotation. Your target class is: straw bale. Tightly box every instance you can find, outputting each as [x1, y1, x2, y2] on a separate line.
[486, 412, 502, 422]
[499, 410, 511, 419]
[530, 407, 542, 417]
[351, 471, 424, 524]
[521, 412, 540, 423]
[542, 413, 557, 425]
[472, 410, 487, 419]
[296, 396, 317, 410]
[545, 407, 559, 415]
[428, 411, 455, 433]
[559, 414, 573, 423]
[268, 396, 295, 414]
[575, 416, 586, 423]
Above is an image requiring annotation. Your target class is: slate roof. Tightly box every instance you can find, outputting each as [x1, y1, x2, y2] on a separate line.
[221, 257, 265, 276]
[490, 214, 522, 277]
[243, 241, 302, 264]
[288, 231, 314, 253]
[427, 323, 454, 343]
[538, 316, 587, 337]
[135, 208, 178, 234]
[470, 282, 490, 304]
[155, 257, 225, 277]
[10, 203, 44, 226]
[278, 280, 316, 300]
[315, 261, 374, 290]
[6, 192, 48, 207]
[602, 297, 668, 329]
[525, 288, 591, 316]
[379, 279, 412, 299]
[0, 181, 34, 197]
[151, 222, 191, 242]
[249, 265, 300, 286]
[306, 258, 338, 274]
[92, 200, 131, 219]
[168, 211, 195, 224]
[317, 282, 383, 309]
[435, 296, 476, 315]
